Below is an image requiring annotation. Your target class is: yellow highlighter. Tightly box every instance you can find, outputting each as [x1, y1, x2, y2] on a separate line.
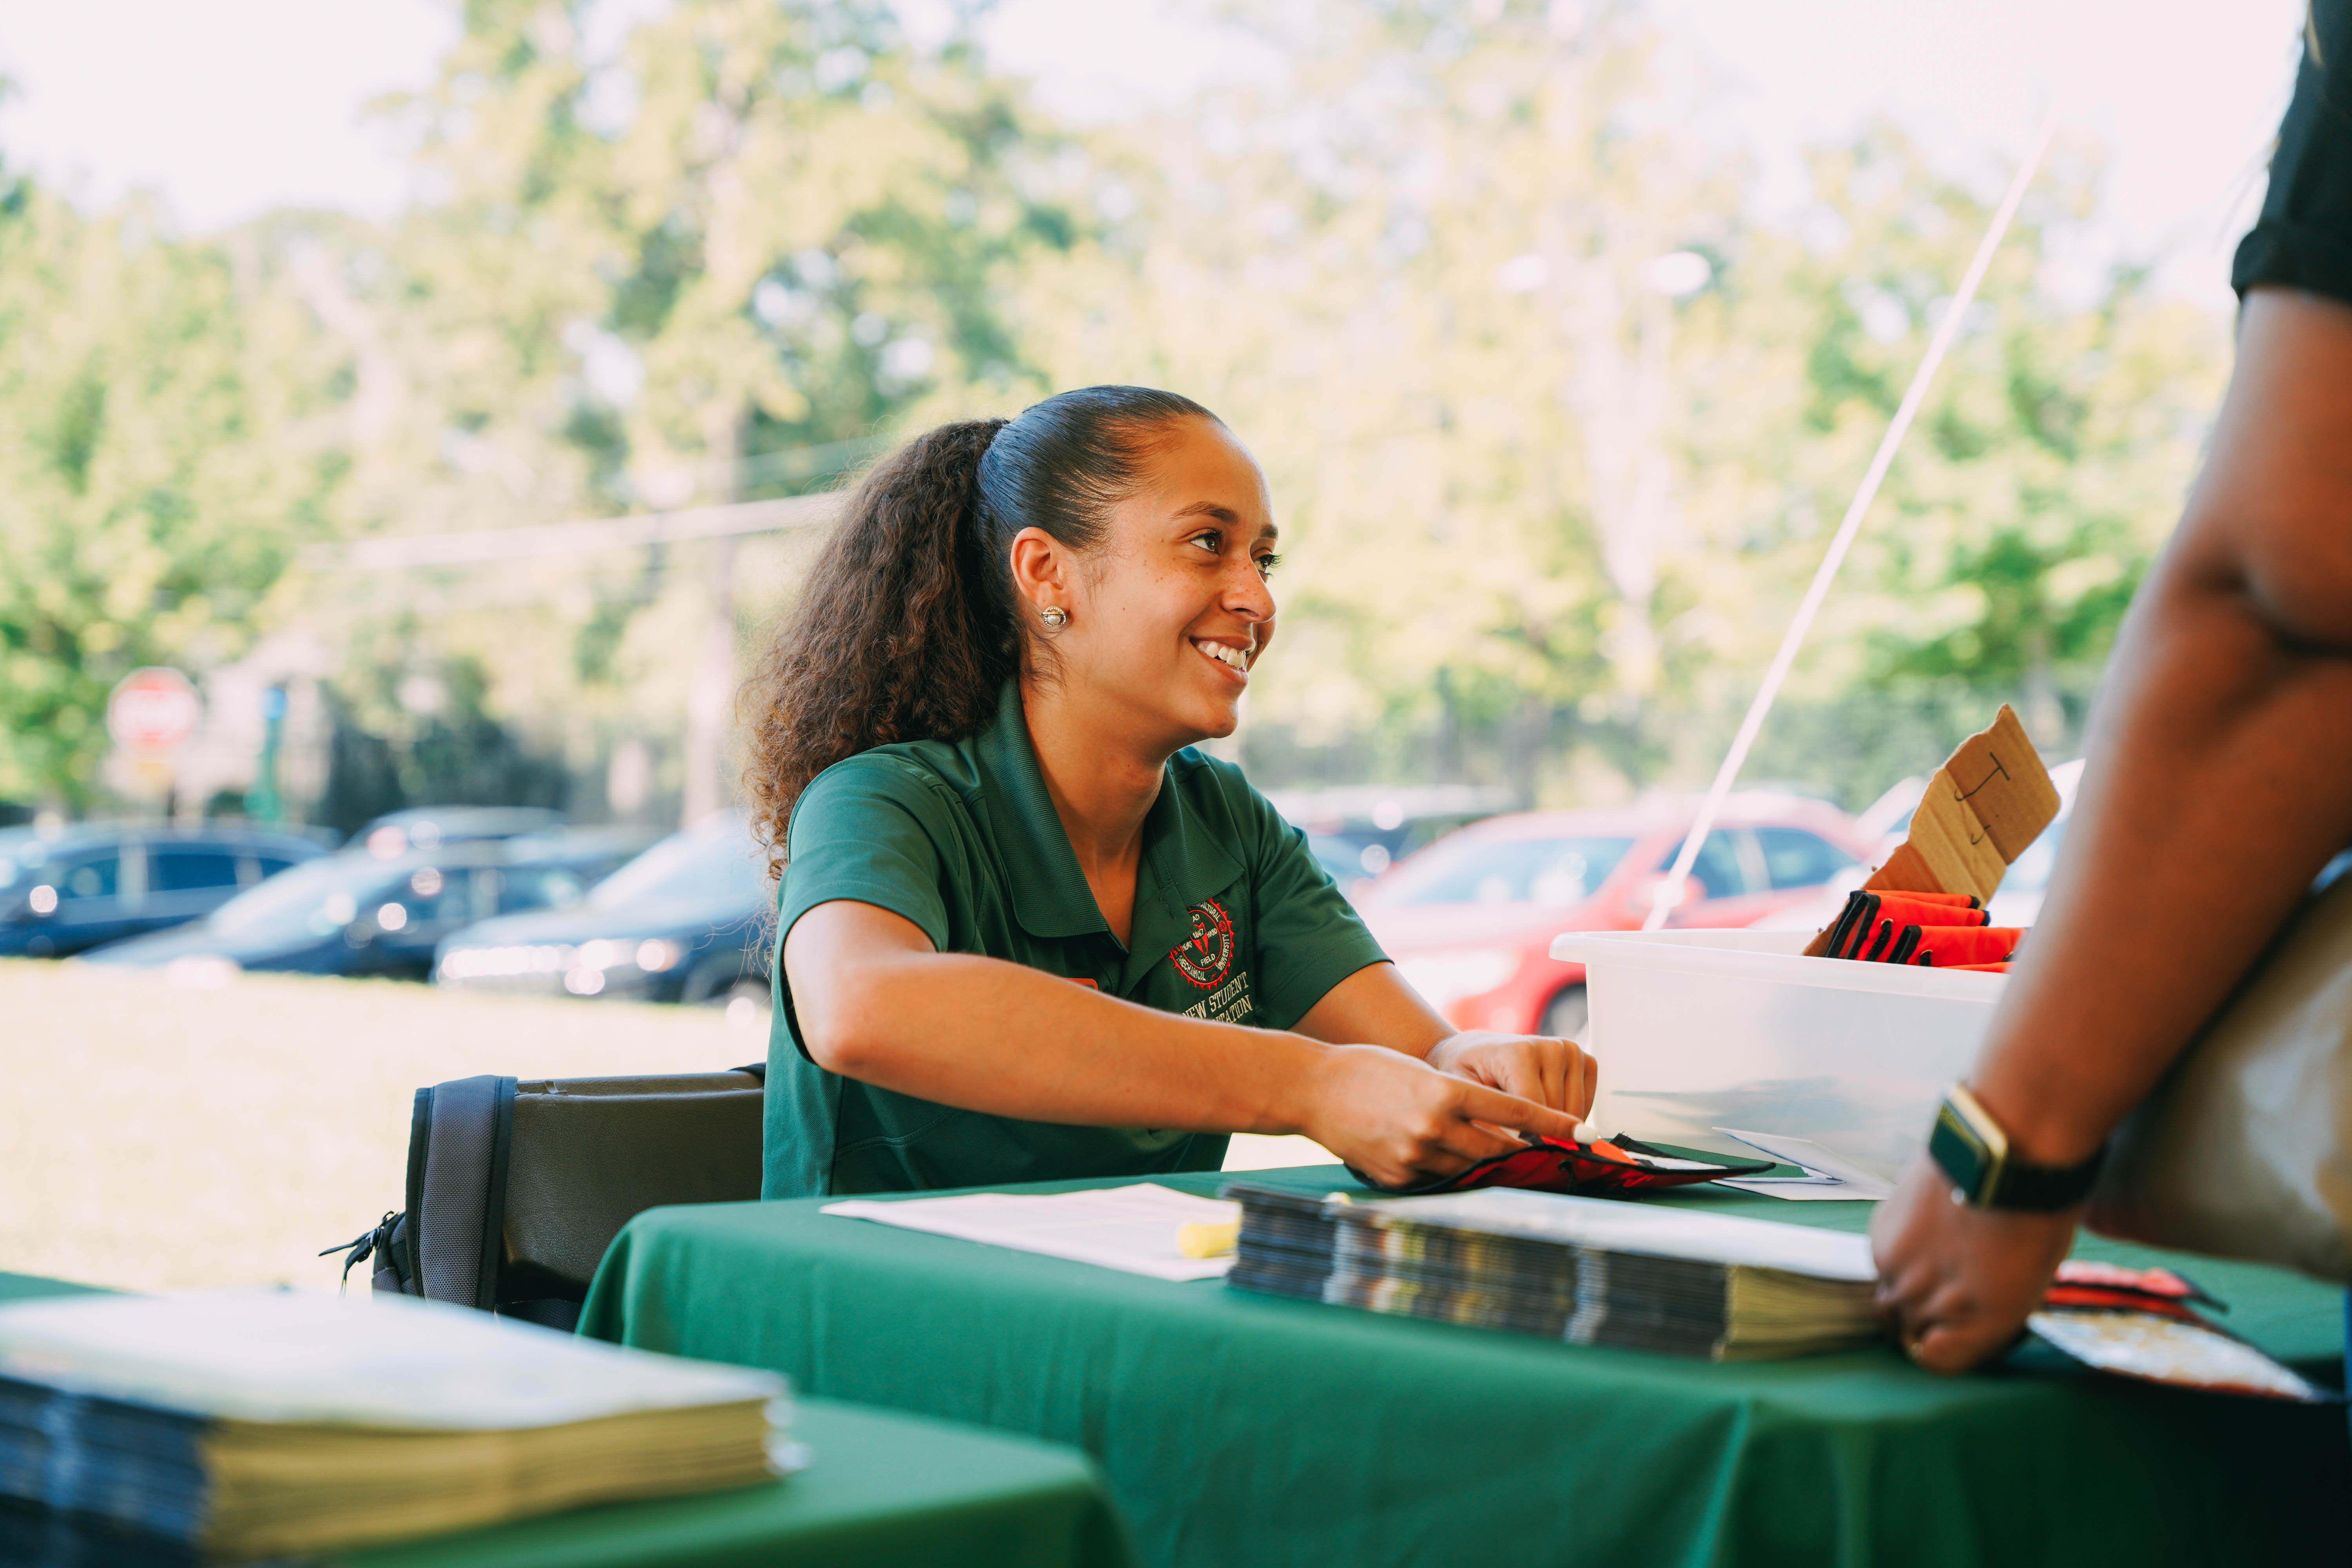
[1176, 1220, 1240, 1259]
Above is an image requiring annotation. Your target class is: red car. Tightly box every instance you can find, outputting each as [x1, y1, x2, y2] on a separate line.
[1356, 794, 1876, 1038]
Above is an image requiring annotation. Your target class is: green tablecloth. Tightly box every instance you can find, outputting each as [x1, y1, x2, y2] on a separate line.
[343, 1399, 1132, 1568]
[580, 1167, 2350, 1568]
[0, 1273, 1134, 1568]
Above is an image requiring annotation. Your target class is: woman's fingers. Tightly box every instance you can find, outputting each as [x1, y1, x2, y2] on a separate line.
[1310, 1041, 1602, 1186]
[1423, 1118, 1529, 1171]
[1454, 1080, 1586, 1144]
[1537, 1040, 1569, 1112]
[1428, 1033, 1597, 1117]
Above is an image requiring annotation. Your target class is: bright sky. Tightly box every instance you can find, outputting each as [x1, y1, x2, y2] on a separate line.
[0, 0, 2310, 311]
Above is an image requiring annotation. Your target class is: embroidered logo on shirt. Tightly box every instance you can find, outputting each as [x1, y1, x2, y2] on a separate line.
[1170, 898, 1236, 989]
[1183, 970, 1255, 1025]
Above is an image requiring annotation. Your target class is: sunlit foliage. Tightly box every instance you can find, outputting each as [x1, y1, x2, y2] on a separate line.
[0, 0, 2231, 815]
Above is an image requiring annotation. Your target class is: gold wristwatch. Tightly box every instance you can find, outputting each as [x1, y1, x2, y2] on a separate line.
[1928, 1083, 2104, 1211]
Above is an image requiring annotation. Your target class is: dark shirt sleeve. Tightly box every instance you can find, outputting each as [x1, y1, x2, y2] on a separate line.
[1233, 778, 1392, 1031]
[771, 757, 962, 1067]
[2234, 2, 2352, 305]
[776, 756, 956, 953]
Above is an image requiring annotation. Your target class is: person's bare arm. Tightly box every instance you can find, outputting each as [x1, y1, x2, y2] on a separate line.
[1292, 961, 1455, 1056]
[783, 898, 1588, 1186]
[1873, 287, 2352, 1370]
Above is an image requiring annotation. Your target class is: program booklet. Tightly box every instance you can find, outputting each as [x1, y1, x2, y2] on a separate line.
[1223, 1182, 1877, 1361]
[0, 1290, 794, 1563]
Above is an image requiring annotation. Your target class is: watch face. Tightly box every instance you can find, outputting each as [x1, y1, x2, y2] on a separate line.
[1929, 1099, 1995, 1201]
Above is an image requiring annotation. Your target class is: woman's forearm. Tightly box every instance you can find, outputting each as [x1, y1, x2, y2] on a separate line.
[1970, 289, 2352, 1164]
[783, 895, 1593, 1182]
[785, 900, 1337, 1134]
[1292, 961, 1454, 1056]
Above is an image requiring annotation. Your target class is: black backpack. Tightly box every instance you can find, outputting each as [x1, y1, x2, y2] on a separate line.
[325, 1067, 765, 1331]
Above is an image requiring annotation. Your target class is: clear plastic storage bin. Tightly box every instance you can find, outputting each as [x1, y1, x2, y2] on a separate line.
[1549, 928, 2007, 1181]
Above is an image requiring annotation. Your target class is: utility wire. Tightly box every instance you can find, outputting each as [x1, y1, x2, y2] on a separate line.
[305, 492, 842, 572]
[1643, 116, 2057, 931]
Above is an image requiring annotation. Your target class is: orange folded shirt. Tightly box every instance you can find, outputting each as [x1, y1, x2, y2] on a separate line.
[1833, 914, 2022, 967]
[1823, 891, 1987, 960]
[1902, 925, 2023, 967]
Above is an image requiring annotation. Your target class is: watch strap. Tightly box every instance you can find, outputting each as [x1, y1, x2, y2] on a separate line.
[1984, 1147, 2103, 1210]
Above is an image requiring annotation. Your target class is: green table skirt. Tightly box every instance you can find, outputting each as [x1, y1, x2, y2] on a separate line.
[0, 1273, 1134, 1568]
[580, 1167, 2350, 1568]
[343, 1398, 1133, 1568]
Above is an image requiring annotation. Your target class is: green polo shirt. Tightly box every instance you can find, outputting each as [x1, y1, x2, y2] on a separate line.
[763, 682, 1389, 1198]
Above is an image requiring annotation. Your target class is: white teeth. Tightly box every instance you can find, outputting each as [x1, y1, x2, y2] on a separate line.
[1196, 641, 1249, 672]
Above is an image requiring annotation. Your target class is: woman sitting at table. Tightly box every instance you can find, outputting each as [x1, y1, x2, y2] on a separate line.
[742, 385, 1596, 1198]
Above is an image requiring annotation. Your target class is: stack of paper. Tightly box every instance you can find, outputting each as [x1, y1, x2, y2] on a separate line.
[0, 1291, 791, 1563]
[823, 1183, 1241, 1280]
[1225, 1183, 1879, 1360]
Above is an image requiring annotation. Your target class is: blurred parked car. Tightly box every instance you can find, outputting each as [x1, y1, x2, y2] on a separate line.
[348, 805, 568, 859]
[1306, 834, 1374, 889]
[0, 824, 330, 959]
[432, 811, 773, 1011]
[1268, 785, 1516, 899]
[1358, 794, 1875, 1038]
[81, 827, 650, 982]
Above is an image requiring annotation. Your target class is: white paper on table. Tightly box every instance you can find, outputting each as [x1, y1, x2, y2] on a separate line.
[1711, 1179, 1884, 1201]
[1708, 1128, 1896, 1201]
[822, 1183, 1240, 1280]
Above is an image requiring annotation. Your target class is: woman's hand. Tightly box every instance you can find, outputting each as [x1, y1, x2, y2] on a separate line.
[1292, 1044, 1588, 1189]
[1425, 1030, 1598, 1122]
[1868, 1153, 2078, 1373]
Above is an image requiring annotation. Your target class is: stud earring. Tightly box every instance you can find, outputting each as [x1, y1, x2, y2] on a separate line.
[1040, 605, 1069, 628]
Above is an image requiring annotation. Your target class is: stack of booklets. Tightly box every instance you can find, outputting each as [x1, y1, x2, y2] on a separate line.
[1224, 1182, 1878, 1360]
[0, 1290, 794, 1564]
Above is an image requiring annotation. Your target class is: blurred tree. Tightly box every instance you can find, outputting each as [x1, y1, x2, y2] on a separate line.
[0, 175, 346, 809]
[1016, 0, 2225, 807]
[0, 0, 2232, 828]
[1713, 134, 2229, 803]
[299, 0, 1078, 823]
[315, 659, 570, 837]
[1014, 0, 1769, 799]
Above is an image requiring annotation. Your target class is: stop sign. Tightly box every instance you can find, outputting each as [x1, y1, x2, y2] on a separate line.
[107, 667, 203, 754]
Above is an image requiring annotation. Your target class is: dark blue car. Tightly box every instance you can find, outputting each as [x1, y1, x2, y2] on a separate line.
[432, 811, 773, 1011]
[82, 828, 653, 982]
[0, 824, 330, 959]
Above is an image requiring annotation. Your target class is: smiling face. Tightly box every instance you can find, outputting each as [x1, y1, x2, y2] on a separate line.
[1007, 416, 1279, 754]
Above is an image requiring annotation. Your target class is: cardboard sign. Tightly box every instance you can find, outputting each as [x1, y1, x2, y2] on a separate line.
[1804, 705, 2062, 955]
[1864, 704, 2059, 905]
[1942, 705, 2063, 862]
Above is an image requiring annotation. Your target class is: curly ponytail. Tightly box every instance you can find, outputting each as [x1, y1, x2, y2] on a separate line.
[741, 385, 1219, 878]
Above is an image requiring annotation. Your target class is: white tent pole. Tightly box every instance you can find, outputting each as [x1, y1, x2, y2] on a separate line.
[1643, 117, 2056, 931]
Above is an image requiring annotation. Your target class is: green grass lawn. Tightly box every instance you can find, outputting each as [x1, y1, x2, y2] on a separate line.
[1, 960, 1334, 1295]
[1, 959, 764, 1293]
